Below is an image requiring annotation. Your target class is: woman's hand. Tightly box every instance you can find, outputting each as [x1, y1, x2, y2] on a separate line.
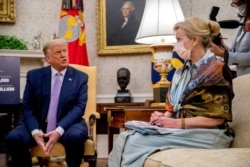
[150, 113, 225, 129]
[150, 111, 164, 126]
[150, 111, 179, 128]
[152, 117, 180, 128]
[210, 42, 226, 58]
[243, 20, 250, 32]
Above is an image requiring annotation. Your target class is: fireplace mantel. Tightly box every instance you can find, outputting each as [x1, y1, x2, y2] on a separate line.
[0, 49, 44, 58]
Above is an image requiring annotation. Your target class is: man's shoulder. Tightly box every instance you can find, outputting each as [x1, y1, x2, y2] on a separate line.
[67, 66, 88, 78]
[27, 66, 50, 75]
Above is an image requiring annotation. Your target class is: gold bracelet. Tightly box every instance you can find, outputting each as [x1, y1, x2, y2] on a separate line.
[181, 118, 185, 129]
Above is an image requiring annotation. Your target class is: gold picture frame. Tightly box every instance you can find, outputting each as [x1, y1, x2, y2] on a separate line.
[97, 0, 151, 56]
[0, 0, 16, 23]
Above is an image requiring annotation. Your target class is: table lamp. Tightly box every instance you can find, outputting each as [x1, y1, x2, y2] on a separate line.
[135, 0, 184, 106]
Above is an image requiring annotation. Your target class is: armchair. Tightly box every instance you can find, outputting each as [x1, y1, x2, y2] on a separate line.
[30, 64, 100, 167]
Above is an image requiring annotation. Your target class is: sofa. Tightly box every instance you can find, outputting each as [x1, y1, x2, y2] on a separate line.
[144, 74, 250, 167]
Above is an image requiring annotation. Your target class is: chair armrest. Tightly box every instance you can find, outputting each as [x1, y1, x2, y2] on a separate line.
[88, 112, 100, 140]
[91, 112, 100, 120]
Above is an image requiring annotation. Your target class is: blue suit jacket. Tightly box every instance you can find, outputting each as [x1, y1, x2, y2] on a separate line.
[21, 66, 88, 133]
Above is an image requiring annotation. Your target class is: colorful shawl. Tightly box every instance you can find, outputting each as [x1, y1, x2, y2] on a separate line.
[167, 51, 234, 121]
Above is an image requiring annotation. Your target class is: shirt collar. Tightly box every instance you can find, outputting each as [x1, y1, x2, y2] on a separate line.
[194, 50, 214, 68]
[51, 67, 67, 77]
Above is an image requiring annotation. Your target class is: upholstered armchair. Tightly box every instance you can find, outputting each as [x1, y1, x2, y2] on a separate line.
[30, 64, 100, 167]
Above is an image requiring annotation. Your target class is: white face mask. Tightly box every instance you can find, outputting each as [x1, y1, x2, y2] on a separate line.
[174, 40, 192, 60]
[237, 4, 246, 16]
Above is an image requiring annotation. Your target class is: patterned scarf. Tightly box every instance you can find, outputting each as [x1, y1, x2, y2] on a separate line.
[168, 51, 234, 121]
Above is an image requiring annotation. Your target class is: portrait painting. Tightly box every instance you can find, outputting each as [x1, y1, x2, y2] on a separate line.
[97, 0, 151, 55]
[0, 0, 16, 23]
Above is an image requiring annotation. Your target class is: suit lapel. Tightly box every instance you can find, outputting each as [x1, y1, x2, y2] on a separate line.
[57, 67, 74, 117]
[42, 67, 52, 121]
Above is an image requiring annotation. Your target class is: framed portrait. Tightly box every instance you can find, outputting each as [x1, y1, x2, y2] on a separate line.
[0, 0, 16, 23]
[97, 0, 152, 56]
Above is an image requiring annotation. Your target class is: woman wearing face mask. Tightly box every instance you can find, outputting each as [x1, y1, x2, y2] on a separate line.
[108, 17, 234, 167]
[210, 0, 250, 77]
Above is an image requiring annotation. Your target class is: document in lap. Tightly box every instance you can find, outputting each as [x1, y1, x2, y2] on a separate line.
[125, 120, 183, 135]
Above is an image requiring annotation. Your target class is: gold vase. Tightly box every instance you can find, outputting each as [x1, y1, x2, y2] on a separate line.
[151, 44, 174, 106]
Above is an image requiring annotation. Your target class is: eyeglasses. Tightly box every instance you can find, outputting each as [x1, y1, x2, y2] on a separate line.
[231, 1, 244, 7]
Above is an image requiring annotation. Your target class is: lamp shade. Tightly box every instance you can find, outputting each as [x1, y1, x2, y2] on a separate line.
[135, 0, 184, 45]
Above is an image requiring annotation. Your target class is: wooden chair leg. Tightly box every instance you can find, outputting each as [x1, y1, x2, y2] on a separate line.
[6, 153, 11, 167]
[37, 157, 44, 167]
[35, 157, 50, 167]
[83, 151, 97, 167]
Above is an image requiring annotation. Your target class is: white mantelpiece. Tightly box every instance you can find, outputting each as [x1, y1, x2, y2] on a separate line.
[0, 49, 44, 58]
[0, 49, 46, 67]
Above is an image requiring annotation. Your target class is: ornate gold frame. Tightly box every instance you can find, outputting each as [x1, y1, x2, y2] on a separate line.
[97, 0, 151, 56]
[0, 0, 16, 23]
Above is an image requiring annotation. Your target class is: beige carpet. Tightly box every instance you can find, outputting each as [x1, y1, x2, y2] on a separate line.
[33, 158, 107, 167]
[0, 154, 107, 167]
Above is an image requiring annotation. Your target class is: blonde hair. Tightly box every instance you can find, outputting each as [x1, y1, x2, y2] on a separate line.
[43, 38, 67, 56]
[174, 17, 220, 48]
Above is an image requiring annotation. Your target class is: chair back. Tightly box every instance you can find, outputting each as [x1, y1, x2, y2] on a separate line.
[69, 64, 97, 143]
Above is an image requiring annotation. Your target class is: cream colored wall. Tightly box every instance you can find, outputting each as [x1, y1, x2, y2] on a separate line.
[0, 0, 237, 102]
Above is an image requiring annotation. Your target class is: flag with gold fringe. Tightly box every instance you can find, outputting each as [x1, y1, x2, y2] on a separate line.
[58, 0, 89, 66]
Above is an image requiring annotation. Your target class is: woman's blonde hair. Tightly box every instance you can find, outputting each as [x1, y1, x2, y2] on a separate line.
[174, 17, 220, 48]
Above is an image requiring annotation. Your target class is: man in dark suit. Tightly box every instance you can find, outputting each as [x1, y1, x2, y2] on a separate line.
[5, 38, 88, 167]
[107, 1, 140, 46]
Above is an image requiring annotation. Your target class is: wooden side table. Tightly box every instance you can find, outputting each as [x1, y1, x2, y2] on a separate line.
[97, 102, 145, 114]
[96, 102, 145, 134]
[106, 106, 165, 153]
